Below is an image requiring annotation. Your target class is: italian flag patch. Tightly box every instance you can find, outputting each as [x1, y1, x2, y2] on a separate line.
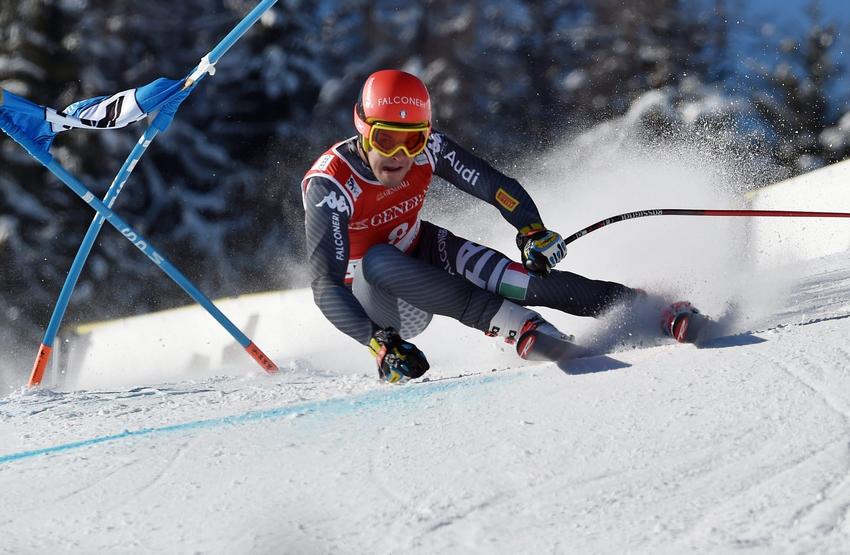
[498, 262, 530, 300]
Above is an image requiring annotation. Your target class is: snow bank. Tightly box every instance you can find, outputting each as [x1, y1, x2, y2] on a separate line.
[748, 158, 850, 266]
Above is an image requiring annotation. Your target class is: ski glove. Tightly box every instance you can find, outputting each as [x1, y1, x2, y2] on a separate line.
[516, 228, 567, 274]
[368, 328, 430, 383]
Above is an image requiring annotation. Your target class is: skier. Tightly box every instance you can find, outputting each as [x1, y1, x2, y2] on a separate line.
[301, 69, 700, 383]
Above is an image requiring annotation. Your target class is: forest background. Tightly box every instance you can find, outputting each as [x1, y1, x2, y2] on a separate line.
[2, 0, 849, 348]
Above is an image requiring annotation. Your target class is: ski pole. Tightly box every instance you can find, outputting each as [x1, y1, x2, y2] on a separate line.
[28, 0, 280, 385]
[564, 208, 850, 246]
[8, 133, 278, 384]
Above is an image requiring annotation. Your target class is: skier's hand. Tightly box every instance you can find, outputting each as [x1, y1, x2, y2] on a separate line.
[516, 228, 567, 275]
[368, 328, 430, 383]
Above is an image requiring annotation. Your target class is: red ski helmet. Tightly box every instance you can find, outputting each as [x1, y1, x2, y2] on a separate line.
[354, 70, 432, 156]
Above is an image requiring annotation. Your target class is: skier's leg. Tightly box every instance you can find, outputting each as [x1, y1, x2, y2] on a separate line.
[351, 262, 433, 339]
[415, 221, 639, 317]
[354, 243, 554, 346]
[355, 243, 502, 334]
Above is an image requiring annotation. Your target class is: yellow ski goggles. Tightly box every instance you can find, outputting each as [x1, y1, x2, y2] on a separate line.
[363, 121, 430, 158]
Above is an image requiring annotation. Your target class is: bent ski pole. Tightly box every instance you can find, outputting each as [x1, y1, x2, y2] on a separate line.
[29, 0, 280, 385]
[564, 208, 850, 246]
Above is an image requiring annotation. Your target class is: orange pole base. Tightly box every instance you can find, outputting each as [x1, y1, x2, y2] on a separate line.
[245, 342, 278, 374]
[28, 344, 53, 387]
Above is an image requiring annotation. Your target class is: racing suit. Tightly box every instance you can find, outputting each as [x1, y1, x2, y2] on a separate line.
[301, 131, 635, 344]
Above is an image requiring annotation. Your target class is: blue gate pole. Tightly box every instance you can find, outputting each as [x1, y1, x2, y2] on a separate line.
[22, 147, 280, 383]
[29, 0, 280, 385]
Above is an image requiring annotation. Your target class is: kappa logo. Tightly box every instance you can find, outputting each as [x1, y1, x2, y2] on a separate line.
[427, 132, 444, 159]
[316, 191, 350, 215]
[344, 176, 362, 200]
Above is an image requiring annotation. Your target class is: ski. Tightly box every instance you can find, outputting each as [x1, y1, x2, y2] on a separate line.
[517, 327, 590, 363]
[675, 311, 718, 346]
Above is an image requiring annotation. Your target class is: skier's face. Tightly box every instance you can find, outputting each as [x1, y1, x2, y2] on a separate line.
[366, 147, 414, 187]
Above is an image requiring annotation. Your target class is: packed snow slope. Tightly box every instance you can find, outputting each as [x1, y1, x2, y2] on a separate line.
[2, 253, 850, 554]
[1, 141, 849, 554]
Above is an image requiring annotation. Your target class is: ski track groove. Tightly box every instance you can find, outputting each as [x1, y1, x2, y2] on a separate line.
[768, 344, 850, 490]
[662, 332, 850, 552]
[53, 457, 139, 504]
[419, 493, 505, 536]
[768, 350, 850, 430]
[133, 436, 195, 499]
[366, 378, 523, 553]
[789, 452, 850, 545]
[756, 347, 849, 544]
[366, 425, 409, 507]
[770, 345, 850, 544]
[672, 436, 846, 551]
[368, 411, 451, 554]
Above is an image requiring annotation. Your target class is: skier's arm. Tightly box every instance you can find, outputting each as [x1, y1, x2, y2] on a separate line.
[428, 131, 544, 234]
[428, 131, 568, 272]
[303, 177, 378, 345]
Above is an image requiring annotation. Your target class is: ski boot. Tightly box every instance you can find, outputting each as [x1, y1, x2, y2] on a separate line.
[661, 301, 709, 344]
[487, 301, 581, 362]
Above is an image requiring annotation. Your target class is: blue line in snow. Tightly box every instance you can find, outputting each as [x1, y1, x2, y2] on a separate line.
[0, 371, 522, 465]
